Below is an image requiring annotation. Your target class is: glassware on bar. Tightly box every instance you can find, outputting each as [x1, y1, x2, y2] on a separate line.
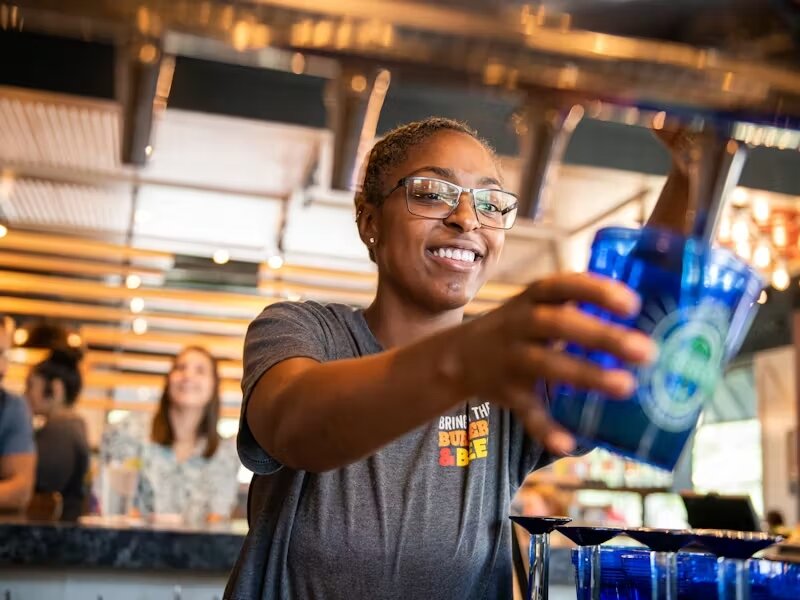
[550, 226, 764, 470]
[509, 516, 572, 600]
[689, 529, 781, 600]
[557, 526, 623, 600]
[625, 528, 693, 600]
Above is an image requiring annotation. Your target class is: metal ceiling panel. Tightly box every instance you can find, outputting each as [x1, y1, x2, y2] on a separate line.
[0, 86, 120, 172]
[0, 176, 132, 234]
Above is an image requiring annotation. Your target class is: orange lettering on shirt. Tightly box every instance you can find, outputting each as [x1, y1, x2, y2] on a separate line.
[468, 419, 489, 439]
[438, 432, 450, 447]
[448, 430, 468, 447]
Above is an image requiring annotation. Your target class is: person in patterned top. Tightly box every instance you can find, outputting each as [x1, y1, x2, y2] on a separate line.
[101, 346, 240, 525]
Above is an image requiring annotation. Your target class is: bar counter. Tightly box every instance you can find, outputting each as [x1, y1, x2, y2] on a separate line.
[0, 518, 578, 599]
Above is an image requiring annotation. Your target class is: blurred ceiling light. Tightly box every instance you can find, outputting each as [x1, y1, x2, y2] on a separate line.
[771, 262, 790, 291]
[67, 333, 82, 348]
[753, 242, 771, 269]
[213, 249, 230, 265]
[287, 293, 302, 302]
[130, 297, 145, 314]
[0, 224, 7, 238]
[735, 239, 751, 261]
[125, 274, 142, 289]
[757, 290, 768, 304]
[335, 20, 353, 48]
[232, 20, 251, 51]
[752, 195, 770, 225]
[134, 209, 152, 224]
[13, 328, 28, 346]
[291, 52, 305, 74]
[267, 254, 284, 270]
[144, 145, 153, 157]
[731, 218, 749, 244]
[251, 24, 271, 48]
[132, 317, 148, 335]
[138, 42, 159, 64]
[772, 219, 788, 247]
[731, 187, 748, 205]
[718, 213, 731, 242]
[350, 74, 367, 93]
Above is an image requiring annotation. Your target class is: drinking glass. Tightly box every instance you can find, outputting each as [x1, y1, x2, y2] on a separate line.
[550, 226, 763, 470]
[510, 516, 572, 600]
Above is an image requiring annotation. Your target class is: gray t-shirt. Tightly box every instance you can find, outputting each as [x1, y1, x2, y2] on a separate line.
[225, 301, 554, 600]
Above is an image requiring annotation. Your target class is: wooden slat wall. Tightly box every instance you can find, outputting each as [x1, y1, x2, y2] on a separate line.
[0, 229, 520, 431]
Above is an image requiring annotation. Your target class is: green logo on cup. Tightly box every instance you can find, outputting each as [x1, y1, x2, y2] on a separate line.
[638, 301, 729, 433]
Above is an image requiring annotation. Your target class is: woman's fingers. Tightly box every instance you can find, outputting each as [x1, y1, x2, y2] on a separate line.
[524, 304, 656, 365]
[509, 344, 636, 399]
[525, 273, 641, 318]
[502, 386, 576, 455]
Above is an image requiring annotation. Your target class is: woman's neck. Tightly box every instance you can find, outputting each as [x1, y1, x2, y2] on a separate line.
[168, 405, 205, 446]
[364, 282, 465, 349]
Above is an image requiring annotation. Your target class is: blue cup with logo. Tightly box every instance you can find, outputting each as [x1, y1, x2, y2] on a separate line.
[550, 226, 763, 470]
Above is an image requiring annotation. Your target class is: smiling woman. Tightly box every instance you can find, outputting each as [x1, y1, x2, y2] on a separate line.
[226, 117, 660, 600]
[100, 347, 240, 525]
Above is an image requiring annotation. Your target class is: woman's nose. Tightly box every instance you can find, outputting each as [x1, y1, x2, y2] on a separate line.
[443, 192, 480, 232]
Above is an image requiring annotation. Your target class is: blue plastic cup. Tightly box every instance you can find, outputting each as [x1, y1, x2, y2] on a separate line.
[550, 226, 764, 470]
[574, 546, 649, 600]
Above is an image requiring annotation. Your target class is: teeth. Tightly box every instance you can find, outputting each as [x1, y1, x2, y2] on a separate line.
[432, 247, 478, 263]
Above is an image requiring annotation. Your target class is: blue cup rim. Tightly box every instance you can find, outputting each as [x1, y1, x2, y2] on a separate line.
[593, 226, 765, 288]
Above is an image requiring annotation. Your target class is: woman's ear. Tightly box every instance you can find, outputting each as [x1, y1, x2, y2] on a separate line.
[50, 378, 66, 406]
[356, 200, 379, 249]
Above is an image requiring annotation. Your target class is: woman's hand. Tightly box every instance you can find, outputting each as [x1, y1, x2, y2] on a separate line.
[456, 272, 657, 455]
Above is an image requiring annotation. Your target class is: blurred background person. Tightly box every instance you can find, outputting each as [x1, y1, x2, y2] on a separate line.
[26, 348, 89, 521]
[101, 346, 240, 525]
[512, 482, 572, 519]
[0, 314, 35, 514]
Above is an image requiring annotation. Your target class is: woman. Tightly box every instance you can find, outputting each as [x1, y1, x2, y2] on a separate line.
[226, 117, 669, 599]
[26, 349, 89, 521]
[101, 346, 240, 524]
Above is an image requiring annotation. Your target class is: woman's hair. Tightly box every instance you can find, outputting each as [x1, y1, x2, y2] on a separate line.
[151, 346, 221, 459]
[33, 348, 83, 406]
[355, 117, 495, 211]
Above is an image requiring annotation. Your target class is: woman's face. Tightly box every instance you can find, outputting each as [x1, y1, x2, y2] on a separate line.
[25, 373, 50, 416]
[368, 131, 506, 312]
[167, 349, 216, 410]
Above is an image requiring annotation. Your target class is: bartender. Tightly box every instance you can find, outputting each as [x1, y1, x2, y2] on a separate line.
[226, 117, 686, 599]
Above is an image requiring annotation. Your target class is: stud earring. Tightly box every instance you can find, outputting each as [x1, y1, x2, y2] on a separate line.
[368, 237, 375, 244]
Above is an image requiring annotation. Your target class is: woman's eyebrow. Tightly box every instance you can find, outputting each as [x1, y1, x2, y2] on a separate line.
[406, 167, 502, 188]
[405, 165, 456, 179]
[477, 176, 502, 187]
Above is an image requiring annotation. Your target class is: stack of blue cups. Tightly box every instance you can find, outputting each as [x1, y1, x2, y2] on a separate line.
[570, 547, 799, 599]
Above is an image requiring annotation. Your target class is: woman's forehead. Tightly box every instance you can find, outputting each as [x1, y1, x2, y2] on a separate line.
[393, 130, 500, 182]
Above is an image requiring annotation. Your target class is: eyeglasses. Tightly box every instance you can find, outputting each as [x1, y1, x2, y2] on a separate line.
[385, 176, 519, 230]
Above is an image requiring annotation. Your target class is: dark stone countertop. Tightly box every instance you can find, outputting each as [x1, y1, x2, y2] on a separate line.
[0, 518, 578, 586]
[0, 518, 245, 572]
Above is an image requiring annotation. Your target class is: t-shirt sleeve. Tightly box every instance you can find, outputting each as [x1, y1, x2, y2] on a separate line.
[237, 302, 329, 475]
[0, 393, 35, 457]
